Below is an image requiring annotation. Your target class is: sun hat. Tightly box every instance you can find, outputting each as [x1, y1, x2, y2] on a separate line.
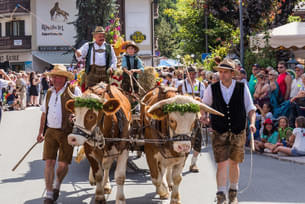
[47, 64, 74, 81]
[214, 58, 239, 75]
[92, 26, 105, 35]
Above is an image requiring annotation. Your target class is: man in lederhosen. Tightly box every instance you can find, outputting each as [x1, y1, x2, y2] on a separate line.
[179, 66, 205, 173]
[75, 26, 117, 88]
[202, 59, 256, 204]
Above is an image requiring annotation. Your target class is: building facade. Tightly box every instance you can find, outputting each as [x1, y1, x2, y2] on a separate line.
[0, 0, 32, 72]
[0, 0, 156, 72]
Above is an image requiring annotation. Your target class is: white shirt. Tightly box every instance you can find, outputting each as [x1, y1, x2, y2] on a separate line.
[292, 128, 305, 152]
[0, 79, 9, 102]
[76, 42, 117, 69]
[290, 77, 303, 98]
[202, 79, 256, 115]
[181, 79, 205, 99]
[41, 83, 82, 129]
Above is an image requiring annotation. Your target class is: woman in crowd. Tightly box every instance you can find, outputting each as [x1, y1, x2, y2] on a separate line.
[253, 71, 270, 107]
[254, 118, 279, 153]
[273, 116, 305, 156]
[29, 72, 40, 106]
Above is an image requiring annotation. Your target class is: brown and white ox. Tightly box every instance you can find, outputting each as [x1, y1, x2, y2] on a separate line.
[141, 87, 223, 204]
[65, 83, 131, 204]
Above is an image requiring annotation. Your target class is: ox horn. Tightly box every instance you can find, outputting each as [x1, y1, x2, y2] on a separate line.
[187, 97, 224, 117]
[147, 97, 177, 113]
[67, 87, 77, 99]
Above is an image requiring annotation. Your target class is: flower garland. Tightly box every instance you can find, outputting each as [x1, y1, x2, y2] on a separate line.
[162, 103, 200, 114]
[75, 97, 103, 110]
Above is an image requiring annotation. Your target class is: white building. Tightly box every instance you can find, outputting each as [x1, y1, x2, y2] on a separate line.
[0, 0, 157, 72]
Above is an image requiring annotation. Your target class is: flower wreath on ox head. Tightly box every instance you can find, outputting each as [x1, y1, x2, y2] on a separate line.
[74, 97, 103, 110]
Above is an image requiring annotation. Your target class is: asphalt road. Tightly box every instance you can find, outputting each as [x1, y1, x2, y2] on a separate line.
[0, 108, 305, 204]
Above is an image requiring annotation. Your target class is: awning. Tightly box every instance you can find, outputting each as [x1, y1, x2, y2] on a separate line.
[32, 51, 74, 65]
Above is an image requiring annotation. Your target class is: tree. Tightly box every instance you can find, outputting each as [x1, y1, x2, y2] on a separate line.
[72, 0, 118, 48]
[154, 0, 179, 57]
[165, 0, 235, 58]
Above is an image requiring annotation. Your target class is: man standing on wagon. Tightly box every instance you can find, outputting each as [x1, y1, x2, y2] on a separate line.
[75, 26, 117, 88]
[202, 59, 256, 204]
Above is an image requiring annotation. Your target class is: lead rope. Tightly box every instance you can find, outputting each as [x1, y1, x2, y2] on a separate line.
[239, 131, 255, 194]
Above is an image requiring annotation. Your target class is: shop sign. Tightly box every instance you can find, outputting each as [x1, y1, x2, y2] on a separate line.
[14, 40, 23, 46]
[130, 31, 146, 43]
[0, 55, 19, 62]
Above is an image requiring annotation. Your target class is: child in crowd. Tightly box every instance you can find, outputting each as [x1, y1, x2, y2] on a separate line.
[255, 103, 273, 136]
[273, 116, 305, 156]
[254, 118, 279, 153]
[277, 116, 293, 147]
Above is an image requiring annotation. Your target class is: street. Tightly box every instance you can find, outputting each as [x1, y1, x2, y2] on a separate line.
[0, 108, 305, 204]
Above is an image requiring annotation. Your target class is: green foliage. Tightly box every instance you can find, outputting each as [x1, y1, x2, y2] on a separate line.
[72, 0, 118, 48]
[162, 103, 200, 115]
[154, 0, 179, 57]
[288, 15, 302, 22]
[244, 47, 277, 78]
[75, 97, 103, 110]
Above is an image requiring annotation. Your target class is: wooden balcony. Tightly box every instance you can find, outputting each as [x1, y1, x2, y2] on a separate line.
[0, 36, 31, 50]
[0, 0, 30, 15]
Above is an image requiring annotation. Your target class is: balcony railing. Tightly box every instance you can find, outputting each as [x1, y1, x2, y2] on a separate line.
[0, 36, 31, 50]
[0, 0, 30, 15]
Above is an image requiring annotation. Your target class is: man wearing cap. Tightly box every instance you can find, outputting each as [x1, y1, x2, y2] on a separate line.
[121, 41, 144, 94]
[36, 65, 82, 204]
[202, 59, 256, 204]
[75, 26, 117, 88]
[179, 66, 205, 172]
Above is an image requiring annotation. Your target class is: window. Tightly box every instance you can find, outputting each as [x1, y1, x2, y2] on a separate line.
[6, 20, 25, 37]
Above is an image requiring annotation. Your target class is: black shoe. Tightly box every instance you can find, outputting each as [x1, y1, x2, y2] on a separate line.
[44, 198, 54, 204]
[53, 189, 59, 201]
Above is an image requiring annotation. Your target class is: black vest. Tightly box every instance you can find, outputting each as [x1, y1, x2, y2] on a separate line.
[85, 42, 112, 74]
[125, 55, 139, 70]
[211, 81, 246, 134]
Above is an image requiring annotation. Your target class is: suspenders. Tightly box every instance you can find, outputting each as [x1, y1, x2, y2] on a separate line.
[184, 80, 201, 97]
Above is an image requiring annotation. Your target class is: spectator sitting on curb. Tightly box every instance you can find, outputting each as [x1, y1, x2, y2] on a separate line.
[276, 116, 293, 148]
[273, 116, 305, 156]
[254, 118, 279, 153]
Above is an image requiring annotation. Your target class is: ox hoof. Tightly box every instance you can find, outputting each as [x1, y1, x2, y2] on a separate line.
[170, 200, 181, 204]
[159, 193, 169, 200]
[95, 199, 106, 204]
[168, 185, 173, 192]
[104, 187, 112, 194]
[90, 181, 96, 186]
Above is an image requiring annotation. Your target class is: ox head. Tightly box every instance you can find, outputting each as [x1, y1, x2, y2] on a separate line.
[66, 91, 121, 147]
[147, 95, 223, 153]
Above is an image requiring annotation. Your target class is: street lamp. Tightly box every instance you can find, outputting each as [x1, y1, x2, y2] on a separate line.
[239, 0, 244, 67]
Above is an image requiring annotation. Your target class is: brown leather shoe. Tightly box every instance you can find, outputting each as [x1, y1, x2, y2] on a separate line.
[228, 189, 238, 204]
[189, 164, 199, 173]
[44, 198, 54, 204]
[216, 192, 227, 204]
[53, 189, 59, 201]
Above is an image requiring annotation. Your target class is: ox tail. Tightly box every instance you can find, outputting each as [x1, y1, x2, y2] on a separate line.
[75, 146, 86, 163]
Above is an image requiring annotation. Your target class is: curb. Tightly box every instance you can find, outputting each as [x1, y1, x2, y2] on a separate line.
[245, 147, 305, 166]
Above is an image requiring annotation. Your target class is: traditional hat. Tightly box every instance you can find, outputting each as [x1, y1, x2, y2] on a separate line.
[123, 41, 139, 53]
[214, 58, 239, 75]
[47, 64, 74, 81]
[92, 26, 105, 35]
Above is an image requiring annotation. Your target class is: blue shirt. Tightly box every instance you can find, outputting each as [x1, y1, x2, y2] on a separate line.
[122, 55, 144, 71]
[261, 131, 278, 144]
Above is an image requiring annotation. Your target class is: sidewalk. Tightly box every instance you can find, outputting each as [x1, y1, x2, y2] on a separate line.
[245, 147, 305, 165]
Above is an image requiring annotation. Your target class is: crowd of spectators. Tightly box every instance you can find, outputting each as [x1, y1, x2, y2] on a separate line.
[1, 59, 305, 157]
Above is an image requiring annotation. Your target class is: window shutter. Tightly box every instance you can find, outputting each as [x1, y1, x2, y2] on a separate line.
[19, 20, 25, 36]
[6, 22, 11, 36]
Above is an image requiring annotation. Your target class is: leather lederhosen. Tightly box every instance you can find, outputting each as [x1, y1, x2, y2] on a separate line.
[85, 46, 109, 88]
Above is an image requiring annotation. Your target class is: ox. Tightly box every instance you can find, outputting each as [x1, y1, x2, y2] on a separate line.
[141, 87, 223, 204]
[65, 83, 131, 204]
